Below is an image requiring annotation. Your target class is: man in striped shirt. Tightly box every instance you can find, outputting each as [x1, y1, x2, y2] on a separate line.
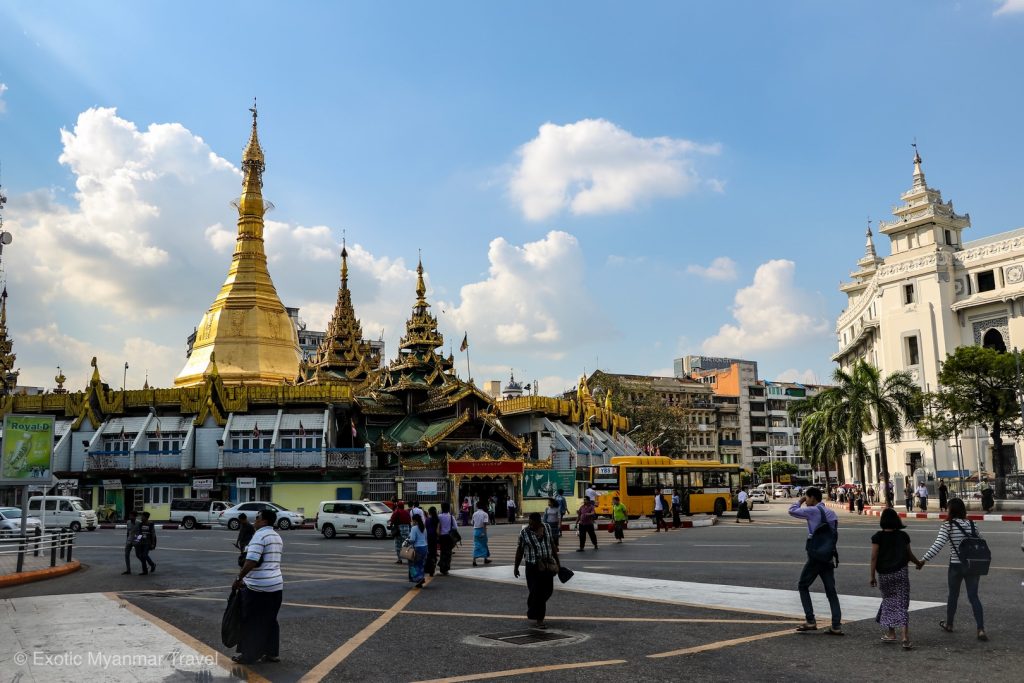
[232, 508, 284, 664]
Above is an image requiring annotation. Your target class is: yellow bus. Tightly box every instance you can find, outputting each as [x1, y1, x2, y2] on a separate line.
[590, 456, 740, 518]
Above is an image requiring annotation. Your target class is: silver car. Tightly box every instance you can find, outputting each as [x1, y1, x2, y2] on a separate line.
[0, 507, 43, 537]
[217, 501, 304, 530]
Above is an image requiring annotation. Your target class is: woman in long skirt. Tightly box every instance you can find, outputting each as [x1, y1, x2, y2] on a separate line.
[870, 508, 923, 649]
[424, 507, 439, 577]
[472, 500, 492, 567]
[407, 513, 428, 588]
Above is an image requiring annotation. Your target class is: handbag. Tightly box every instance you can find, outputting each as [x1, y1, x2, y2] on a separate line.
[449, 526, 462, 545]
[557, 565, 575, 584]
[399, 541, 417, 561]
[220, 587, 243, 648]
[806, 504, 838, 566]
[539, 558, 559, 574]
[951, 520, 991, 576]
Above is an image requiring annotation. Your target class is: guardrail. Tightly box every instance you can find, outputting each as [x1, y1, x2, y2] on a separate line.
[0, 528, 76, 573]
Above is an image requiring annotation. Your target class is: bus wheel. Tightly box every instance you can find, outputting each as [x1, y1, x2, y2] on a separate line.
[714, 499, 726, 517]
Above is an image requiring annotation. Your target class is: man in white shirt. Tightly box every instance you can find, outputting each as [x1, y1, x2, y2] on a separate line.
[472, 501, 493, 567]
[915, 483, 929, 511]
[506, 496, 517, 524]
[585, 485, 597, 503]
[653, 493, 668, 532]
[736, 488, 752, 523]
[232, 509, 284, 665]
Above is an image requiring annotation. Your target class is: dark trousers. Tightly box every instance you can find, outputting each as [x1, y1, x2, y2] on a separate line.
[947, 564, 984, 630]
[654, 510, 668, 531]
[672, 507, 681, 528]
[919, 497, 928, 511]
[438, 535, 453, 574]
[797, 557, 842, 629]
[613, 520, 625, 540]
[238, 587, 283, 661]
[135, 544, 155, 572]
[426, 535, 438, 576]
[507, 509, 516, 524]
[124, 543, 135, 572]
[578, 523, 597, 549]
[525, 563, 554, 622]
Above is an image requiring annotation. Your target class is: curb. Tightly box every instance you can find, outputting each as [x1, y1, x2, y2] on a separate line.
[600, 516, 717, 532]
[0, 560, 81, 588]
[825, 502, 1022, 523]
[98, 522, 316, 531]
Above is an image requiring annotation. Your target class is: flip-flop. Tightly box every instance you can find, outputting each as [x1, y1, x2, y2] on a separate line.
[795, 624, 818, 632]
[902, 641, 914, 650]
[939, 621, 954, 632]
[880, 636, 898, 643]
[823, 627, 845, 636]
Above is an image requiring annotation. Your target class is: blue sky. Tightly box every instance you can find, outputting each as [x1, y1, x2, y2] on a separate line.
[0, 1, 1022, 393]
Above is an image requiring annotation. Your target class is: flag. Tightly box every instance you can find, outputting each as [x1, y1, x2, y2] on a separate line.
[252, 424, 260, 439]
[118, 426, 126, 440]
[155, 422, 162, 439]
[351, 417, 358, 438]
[298, 421, 306, 437]
[655, 446, 661, 457]
[460, 333, 468, 352]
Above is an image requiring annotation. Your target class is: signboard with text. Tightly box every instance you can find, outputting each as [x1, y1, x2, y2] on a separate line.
[416, 481, 437, 494]
[193, 478, 214, 491]
[523, 470, 576, 499]
[1, 415, 55, 485]
[237, 477, 257, 489]
[102, 479, 123, 490]
[448, 460, 525, 476]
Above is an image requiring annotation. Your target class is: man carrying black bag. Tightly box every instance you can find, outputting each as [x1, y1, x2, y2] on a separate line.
[231, 509, 284, 665]
[788, 487, 843, 635]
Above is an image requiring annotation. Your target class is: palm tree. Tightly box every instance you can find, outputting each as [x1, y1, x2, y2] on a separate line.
[795, 406, 845, 492]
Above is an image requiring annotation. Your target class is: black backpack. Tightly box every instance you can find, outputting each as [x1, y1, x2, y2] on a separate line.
[806, 504, 838, 565]
[950, 520, 991, 576]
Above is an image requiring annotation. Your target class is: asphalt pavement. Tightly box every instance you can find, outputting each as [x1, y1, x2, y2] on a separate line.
[2, 504, 1023, 683]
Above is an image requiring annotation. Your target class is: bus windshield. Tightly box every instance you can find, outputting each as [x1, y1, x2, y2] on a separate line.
[592, 466, 620, 490]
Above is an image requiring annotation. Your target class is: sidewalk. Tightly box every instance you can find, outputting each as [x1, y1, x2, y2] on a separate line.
[824, 501, 1023, 522]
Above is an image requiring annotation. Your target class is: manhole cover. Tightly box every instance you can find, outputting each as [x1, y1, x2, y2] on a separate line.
[479, 629, 573, 646]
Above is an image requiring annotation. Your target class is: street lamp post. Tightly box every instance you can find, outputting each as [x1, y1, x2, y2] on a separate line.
[395, 441, 405, 501]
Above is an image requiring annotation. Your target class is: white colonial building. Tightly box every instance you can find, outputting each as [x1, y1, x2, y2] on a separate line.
[833, 150, 1021, 488]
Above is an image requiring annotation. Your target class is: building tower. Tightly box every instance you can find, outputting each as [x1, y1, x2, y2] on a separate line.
[174, 104, 301, 386]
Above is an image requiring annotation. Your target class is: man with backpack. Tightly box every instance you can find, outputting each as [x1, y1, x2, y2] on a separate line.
[788, 487, 843, 635]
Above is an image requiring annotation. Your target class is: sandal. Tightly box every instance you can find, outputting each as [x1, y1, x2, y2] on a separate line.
[823, 627, 845, 636]
[978, 630, 988, 641]
[880, 636, 898, 643]
[795, 623, 818, 632]
[939, 621, 953, 633]
[902, 640, 913, 650]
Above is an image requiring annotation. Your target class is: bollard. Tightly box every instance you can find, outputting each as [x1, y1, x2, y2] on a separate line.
[66, 531, 74, 564]
[50, 529, 58, 567]
[59, 527, 66, 560]
[34, 525, 42, 557]
[16, 536, 26, 573]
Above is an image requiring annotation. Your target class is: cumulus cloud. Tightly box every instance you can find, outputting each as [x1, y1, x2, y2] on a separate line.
[509, 119, 721, 221]
[774, 368, 820, 384]
[701, 259, 829, 356]
[995, 0, 1024, 15]
[686, 256, 738, 281]
[0, 83, 8, 113]
[442, 231, 600, 351]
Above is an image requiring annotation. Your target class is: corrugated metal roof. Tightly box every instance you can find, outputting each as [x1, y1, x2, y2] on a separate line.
[279, 413, 325, 431]
[145, 416, 192, 434]
[101, 417, 151, 435]
[55, 421, 73, 437]
[229, 415, 280, 432]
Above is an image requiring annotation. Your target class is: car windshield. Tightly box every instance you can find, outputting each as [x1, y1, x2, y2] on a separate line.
[271, 503, 290, 511]
[70, 500, 87, 511]
[366, 503, 391, 514]
[0, 509, 15, 519]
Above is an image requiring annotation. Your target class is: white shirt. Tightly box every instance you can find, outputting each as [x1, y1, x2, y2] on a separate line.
[506, 499, 516, 509]
[472, 509, 489, 529]
[244, 525, 283, 592]
[585, 487, 597, 501]
[738, 490, 748, 504]
[916, 486, 928, 498]
[411, 506, 425, 523]
[654, 495, 664, 511]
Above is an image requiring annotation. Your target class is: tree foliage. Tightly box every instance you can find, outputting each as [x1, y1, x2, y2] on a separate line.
[756, 460, 799, 481]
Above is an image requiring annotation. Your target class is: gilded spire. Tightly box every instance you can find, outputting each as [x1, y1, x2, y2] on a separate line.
[174, 104, 300, 387]
[415, 250, 428, 308]
[911, 140, 926, 190]
[0, 287, 19, 395]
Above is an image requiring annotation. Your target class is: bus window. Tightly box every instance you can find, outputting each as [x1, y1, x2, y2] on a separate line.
[674, 471, 688, 490]
[658, 471, 674, 491]
[593, 466, 620, 490]
[704, 471, 730, 493]
[689, 471, 704, 494]
[626, 470, 653, 495]
[641, 471, 660, 489]
[729, 472, 741, 491]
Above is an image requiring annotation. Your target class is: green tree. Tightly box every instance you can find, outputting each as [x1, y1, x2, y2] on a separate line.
[756, 460, 798, 482]
[914, 387, 971, 496]
[936, 345, 1021, 499]
[794, 405, 845, 491]
[590, 372, 693, 456]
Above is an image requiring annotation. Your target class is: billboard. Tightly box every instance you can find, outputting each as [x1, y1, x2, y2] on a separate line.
[0, 415, 55, 485]
[523, 470, 576, 499]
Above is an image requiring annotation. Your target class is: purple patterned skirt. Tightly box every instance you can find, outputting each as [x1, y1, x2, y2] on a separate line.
[875, 566, 910, 628]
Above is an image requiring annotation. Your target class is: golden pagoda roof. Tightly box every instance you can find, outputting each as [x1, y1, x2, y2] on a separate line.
[0, 287, 20, 394]
[174, 103, 301, 387]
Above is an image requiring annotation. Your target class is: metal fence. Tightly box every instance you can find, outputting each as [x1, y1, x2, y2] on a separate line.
[0, 528, 76, 575]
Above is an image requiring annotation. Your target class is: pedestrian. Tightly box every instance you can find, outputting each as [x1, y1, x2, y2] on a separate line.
[390, 501, 411, 565]
[919, 498, 987, 640]
[513, 512, 560, 629]
[232, 508, 284, 665]
[121, 509, 139, 575]
[410, 500, 425, 524]
[425, 507, 439, 577]
[980, 480, 995, 513]
[134, 511, 157, 575]
[460, 497, 471, 526]
[406, 512, 428, 588]
[506, 496, 517, 524]
[487, 496, 496, 525]
[234, 516, 256, 569]
[904, 483, 914, 513]
[576, 497, 598, 551]
[856, 490, 865, 515]
[654, 492, 668, 532]
[472, 500, 492, 567]
[555, 488, 568, 518]
[437, 501, 458, 576]
[867, 486, 875, 504]
[870, 508, 924, 650]
[671, 491, 682, 528]
[886, 480, 895, 508]
[789, 487, 843, 635]
[847, 489, 855, 513]
[916, 482, 929, 512]
[736, 488, 752, 523]
[542, 497, 562, 550]
[612, 496, 628, 542]
[938, 479, 949, 512]
[585, 483, 597, 503]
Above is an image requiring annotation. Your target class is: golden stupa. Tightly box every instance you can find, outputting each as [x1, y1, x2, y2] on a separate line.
[174, 104, 301, 387]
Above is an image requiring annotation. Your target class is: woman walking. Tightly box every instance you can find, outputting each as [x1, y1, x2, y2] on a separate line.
[472, 500, 493, 567]
[542, 497, 562, 551]
[576, 497, 599, 551]
[736, 488, 752, 523]
[460, 497, 472, 526]
[513, 512, 560, 629]
[870, 508, 923, 649]
[425, 507, 439, 577]
[904, 484, 914, 513]
[406, 513, 428, 588]
[612, 496, 628, 542]
[390, 501, 411, 565]
[856, 490, 865, 515]
[437, 502, 458, 575]
[919, 498, 987, 640]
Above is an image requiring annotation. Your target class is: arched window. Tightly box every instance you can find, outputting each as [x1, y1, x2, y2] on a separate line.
[982, 328, 1007, 353]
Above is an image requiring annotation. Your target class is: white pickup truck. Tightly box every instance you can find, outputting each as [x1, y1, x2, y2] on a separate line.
[169, 499, 231, 529]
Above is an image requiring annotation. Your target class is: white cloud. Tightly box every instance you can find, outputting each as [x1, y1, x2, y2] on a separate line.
[442, 231, 601, 351]
[995, 0, 1024, 15]
[509, 118, 721, 221]
[774, 368, 820, 384]
[0, 83, 8, 113]
[649, 367, 674, 378]
[686, 256, 738, 281]
[701, 259, 829, 356]
[606, 254, 645, 267]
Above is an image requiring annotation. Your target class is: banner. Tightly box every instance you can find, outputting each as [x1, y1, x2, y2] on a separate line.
[237, 477, 257, 489]
[523, 470, 576, 499]
[193, 478, 214, 491]
[0, 415, 55, 485]
[416, 481, 437, 495]
[102, 479, 123, 490]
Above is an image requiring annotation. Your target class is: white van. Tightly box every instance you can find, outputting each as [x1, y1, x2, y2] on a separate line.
[27, 496, 98, 531]
[169, 498, 231, 529]
[315, 500, 392, 539]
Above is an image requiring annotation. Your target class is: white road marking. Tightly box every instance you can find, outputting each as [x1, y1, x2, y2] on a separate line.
[692, 544, 751, 547]
[449, 566, 944, 622]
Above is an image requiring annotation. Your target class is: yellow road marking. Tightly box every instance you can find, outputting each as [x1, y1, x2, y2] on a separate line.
[647, 627, 796, 658]
[296, 580, 427, 682]
[411, 659, 628, 683]
[107, 592, 271, 683]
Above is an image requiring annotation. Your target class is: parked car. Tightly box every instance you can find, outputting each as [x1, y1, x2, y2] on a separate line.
[315, 500, 392, 539]
[747, 490, 770, 506]
[217, 502, 304, 530]
[27, 496, 98, 531]
[170, 498, 232, 529]
[0, 507, 43, 537]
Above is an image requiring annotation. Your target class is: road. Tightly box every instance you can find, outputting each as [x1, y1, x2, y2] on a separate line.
[2, 503, 1023, 682]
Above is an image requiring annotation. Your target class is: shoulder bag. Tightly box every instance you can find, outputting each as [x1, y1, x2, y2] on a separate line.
[951, 520, 991, 576]
[807, 504, 838, 565]
[399, 540, 417, 561]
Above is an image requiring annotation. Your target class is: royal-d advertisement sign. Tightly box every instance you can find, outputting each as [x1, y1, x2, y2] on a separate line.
[0, 415, 55, 485]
